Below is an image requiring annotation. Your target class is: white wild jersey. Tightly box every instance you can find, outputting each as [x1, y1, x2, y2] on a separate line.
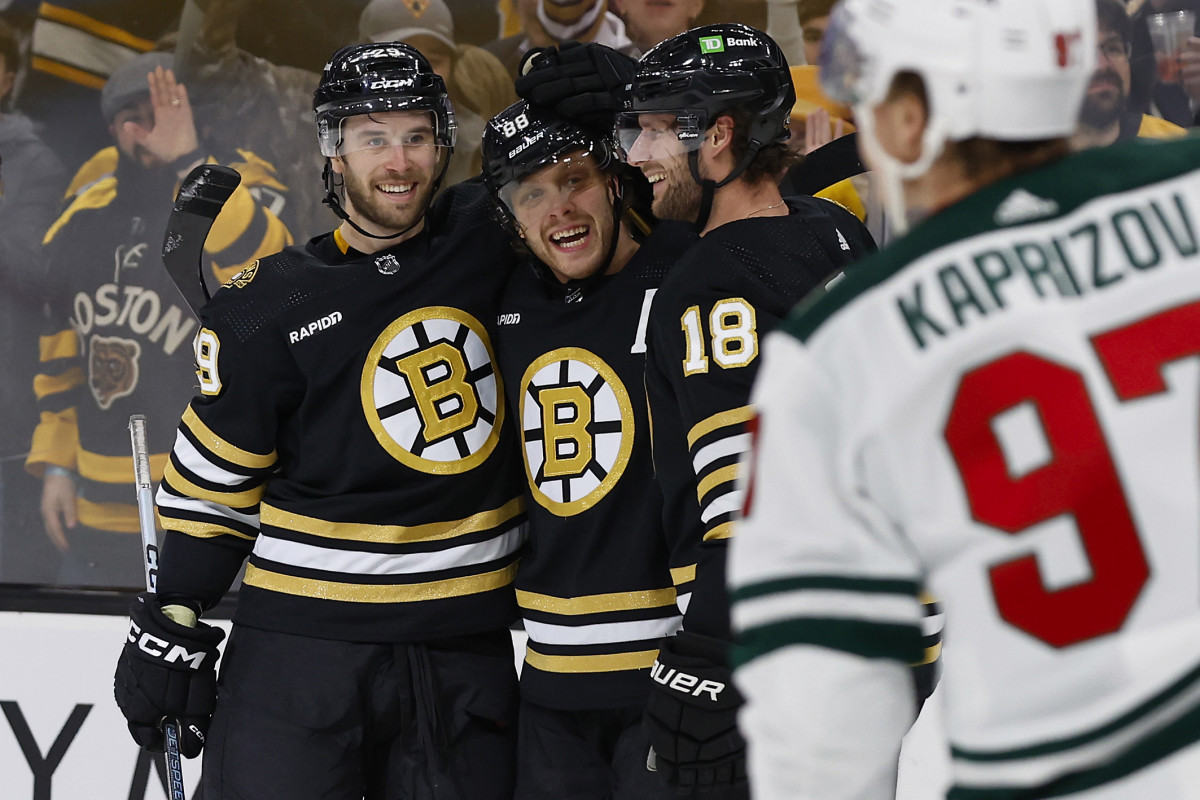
[729, 137, 1200, 800]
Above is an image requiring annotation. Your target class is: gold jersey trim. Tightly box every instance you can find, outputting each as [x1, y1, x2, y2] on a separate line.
[164, 459, 266, 508]
[77, 497, 138, 533]
[243, 560, 519, 603]
[39, 3, 155, 51]
[30, 56, 107, 89]
[160, 514, 256, 541]
[39, 329, 78, 362]
[914, 641, 943, 667]
[703, 521, 737, 541]
[524, 646, 659, 674]
[670, 564, 697, 585]
[78, 449, 168, 484]
[33, 366, 84, 401]
[43, 177, 117, 244]
[686, 405, 755, 449]
[259, 496, 525, 545]
[696, 463, 740, 504]
[516, 587, 677, 616]
[181, 405, 277, 470]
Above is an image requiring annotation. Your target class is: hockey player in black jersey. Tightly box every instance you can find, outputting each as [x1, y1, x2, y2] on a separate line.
[515, 25, 886, 798]
[113, 43, 526, 799]
[482, 99, 694, 800]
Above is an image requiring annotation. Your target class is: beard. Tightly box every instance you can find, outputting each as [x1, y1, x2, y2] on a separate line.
[341, 159, 441, 234]
[1079, 71, 1126, 130]
[652, 155, 704, 222]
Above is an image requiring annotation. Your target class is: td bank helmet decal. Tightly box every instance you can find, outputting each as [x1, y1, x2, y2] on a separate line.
[519, 348, 634, 516]
[362, 307, 504, 474]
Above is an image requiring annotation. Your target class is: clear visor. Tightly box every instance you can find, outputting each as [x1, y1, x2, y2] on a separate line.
[498, 150, 610, 231]
[318, 110, 454, 158]
[818, 3, 869, 107]
[615, 111, 705, 162]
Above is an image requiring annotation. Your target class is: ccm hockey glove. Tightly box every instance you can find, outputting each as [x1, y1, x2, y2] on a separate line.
[114, 592, 225, 758]
[645, 631, 748, 795]
[515, 41, 637, 134]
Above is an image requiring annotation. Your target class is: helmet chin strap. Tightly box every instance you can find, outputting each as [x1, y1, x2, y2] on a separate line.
[853, 105, 948, 238]
[687, 141, 761, 234]
[321, 153, 452, 242]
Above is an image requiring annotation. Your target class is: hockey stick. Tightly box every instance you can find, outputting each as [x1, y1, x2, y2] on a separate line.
[782, 132, 868, 197]
[162, 164, 242, 316]
[128, 414, 188, 800]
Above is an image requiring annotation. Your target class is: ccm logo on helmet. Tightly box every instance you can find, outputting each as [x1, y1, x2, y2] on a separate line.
[127, 620, 210, 670]
[651, 659, 726, 702]
[369, 77, 415, 90]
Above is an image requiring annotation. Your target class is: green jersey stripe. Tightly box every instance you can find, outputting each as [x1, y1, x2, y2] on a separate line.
[782, 136, 1200, 344]
[731, 574, 921, 603]
[948, 703, 1200, 800]
[734, 617, 924, 667]
[953, 659, 1200, 762]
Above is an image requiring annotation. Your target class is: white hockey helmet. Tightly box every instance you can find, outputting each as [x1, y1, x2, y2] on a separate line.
[820, 0, 1097, 142]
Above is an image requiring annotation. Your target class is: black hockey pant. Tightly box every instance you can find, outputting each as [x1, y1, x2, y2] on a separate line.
[198, 625, 517, 799]
[514, 700, 676, 800]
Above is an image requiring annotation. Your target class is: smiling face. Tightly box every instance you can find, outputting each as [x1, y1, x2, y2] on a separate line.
[504, 151, 619, 283]
[623, 112, 703, 222]
[331, 110, 446, 236]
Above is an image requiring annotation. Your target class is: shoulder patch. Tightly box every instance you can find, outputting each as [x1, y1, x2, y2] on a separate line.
[225, 260, 260, 289]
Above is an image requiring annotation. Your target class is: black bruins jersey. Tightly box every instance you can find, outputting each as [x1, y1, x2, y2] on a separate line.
[494, 222, 697, 710]
[646, 196, 877, 640]
[155, 182, 527, 643]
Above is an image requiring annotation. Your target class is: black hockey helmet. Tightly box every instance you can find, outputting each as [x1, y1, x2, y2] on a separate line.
[482, 100, 619, 229]
[619, 23, 794, 154]
[313, 42, 456, 157]
[482, 100, 644, 295]
[314, 42, 456, 240]
[616, 24, 793, 231]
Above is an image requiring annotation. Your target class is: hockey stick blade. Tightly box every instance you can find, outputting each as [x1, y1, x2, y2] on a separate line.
[161, 164, 242, 315]
[783, 133, 867, 197]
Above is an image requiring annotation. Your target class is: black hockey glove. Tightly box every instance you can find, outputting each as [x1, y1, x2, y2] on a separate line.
[114, 592, 225, 758]
[645, 631, 748, 796]
[515, 41, 637, 134]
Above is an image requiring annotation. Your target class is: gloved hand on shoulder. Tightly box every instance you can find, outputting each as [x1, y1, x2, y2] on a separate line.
[114, 592, 225, 758]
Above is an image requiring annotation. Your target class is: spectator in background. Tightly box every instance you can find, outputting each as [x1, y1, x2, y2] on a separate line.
[1131, 0, 1200, 127]
[486, 0, 639, 78]
[783, 64, 853, 157]
[610, 0, 704, 54]
[778, 65, 867, 224]
[359, 0, 516, 183]
[26, 52, 291, 587]
[1072, 0, 1187, 149]
[797, 0, 834, 68]
[0, 15, 66, 581]
[15, 0, 184, 175]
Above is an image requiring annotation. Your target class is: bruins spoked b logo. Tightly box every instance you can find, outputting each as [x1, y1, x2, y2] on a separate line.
[520, 348, 634, 516]
[362, 307, 503, 474]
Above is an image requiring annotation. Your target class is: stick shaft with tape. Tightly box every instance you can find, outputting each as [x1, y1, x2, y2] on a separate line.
[128, 414, 188, 800]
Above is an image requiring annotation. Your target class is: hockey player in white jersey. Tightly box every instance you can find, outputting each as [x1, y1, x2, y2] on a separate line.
[728, 1, 1200, 799]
